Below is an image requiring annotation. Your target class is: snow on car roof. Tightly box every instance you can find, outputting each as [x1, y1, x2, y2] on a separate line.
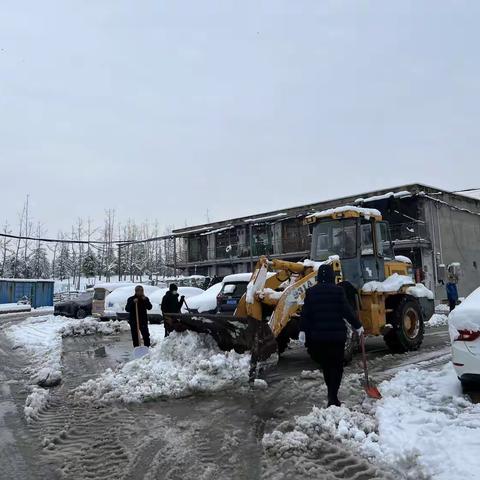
[449, 286, 480, 339]
[223, 272, 275, 283]
[94, 282, 136, 291]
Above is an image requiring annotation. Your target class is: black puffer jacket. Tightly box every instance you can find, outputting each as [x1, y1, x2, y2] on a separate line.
[125, 295, 152, 323]
[161, 291, 184, 314]
[300, 265, 362, 343]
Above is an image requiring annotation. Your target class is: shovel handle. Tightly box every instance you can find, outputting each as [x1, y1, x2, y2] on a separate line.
[360, 333, 370, 387]
[135, 300, 142, 346]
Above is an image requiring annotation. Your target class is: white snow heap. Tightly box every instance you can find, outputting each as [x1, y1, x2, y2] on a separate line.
[264, 363, 480, 480]
[74, 331, 251, 403]
[448, 286, 480, 341]
[24, 387, 50, 422]
[306, 206, 381, 221]
[302, 255, 340, 271]
[362, 273, 433, 299]
[426, 314, 448, 327]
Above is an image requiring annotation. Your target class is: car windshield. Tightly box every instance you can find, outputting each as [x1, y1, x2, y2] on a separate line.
[93, 289, 106, 300]
[78, 292, 93, 301]
[221, 282, 248, 298]
[311, 219, 357, 260]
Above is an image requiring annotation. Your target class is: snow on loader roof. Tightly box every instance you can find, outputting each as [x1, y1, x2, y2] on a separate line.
[305, 206, 382, 222]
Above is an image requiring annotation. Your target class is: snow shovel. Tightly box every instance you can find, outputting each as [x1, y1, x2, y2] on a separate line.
[132, 300, 149, 359]
[360, 334, 382, 399]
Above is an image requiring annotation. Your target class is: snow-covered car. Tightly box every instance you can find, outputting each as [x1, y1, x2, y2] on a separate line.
[216, 273, 253, 314]
[181, 282, 224, 314]
[103, 285, 160, 320]
[54, 291, 94, 319]
[449, 286, 480, 386]
[148, 286, 204, 322]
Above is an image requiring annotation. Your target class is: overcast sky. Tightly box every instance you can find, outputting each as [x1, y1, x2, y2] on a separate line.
[1, 1, 479, 236]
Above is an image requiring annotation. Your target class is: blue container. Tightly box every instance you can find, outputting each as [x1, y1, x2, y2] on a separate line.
[0, 279, 54, 308]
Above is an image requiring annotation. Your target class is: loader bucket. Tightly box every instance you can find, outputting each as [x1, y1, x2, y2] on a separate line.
[167, 313, 278, 362]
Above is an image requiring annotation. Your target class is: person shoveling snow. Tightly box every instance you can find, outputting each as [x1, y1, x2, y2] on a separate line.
[125, 285, 152, 356]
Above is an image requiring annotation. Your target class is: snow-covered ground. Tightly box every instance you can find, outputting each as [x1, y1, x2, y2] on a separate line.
[4, 315, 129, 420]
[0, 303, 31, 313]
[74, 331, 251, 404]
[264, 363, 480, 480]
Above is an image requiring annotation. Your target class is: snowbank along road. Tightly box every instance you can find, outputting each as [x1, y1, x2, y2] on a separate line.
[0, 312, 476, 480]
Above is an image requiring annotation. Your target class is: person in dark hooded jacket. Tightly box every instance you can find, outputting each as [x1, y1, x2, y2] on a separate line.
[299, 264, 363, 407]
[161, 284, 185, 337]
[125, 285, 153, 347]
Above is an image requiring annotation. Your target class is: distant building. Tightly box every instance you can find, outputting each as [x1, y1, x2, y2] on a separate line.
[172, 183, 480, 301]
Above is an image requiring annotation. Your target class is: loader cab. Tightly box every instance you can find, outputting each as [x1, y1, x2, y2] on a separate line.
[307, 208, 394, 290]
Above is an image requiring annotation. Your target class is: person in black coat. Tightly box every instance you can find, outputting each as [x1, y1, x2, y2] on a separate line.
[299, 264, 363, 407]
[161, 284, 185, 337]
[125, 285, 153, 347]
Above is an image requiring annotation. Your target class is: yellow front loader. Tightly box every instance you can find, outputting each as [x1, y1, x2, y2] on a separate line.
[171, 207, 434, 361]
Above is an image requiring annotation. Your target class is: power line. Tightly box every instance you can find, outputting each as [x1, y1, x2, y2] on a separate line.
[0, 231, 175, 246]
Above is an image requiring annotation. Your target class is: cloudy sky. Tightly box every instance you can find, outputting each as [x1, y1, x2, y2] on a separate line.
[1, 1, 479, 236]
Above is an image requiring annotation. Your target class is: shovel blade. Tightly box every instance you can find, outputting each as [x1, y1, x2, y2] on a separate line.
[365, 384, 382, 399]
[132, 346, 150, 359]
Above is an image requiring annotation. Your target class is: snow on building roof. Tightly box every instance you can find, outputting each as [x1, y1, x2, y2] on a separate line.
[243, 213, 287, 223]
[306, 206, 382, 221]
[200, 225, 234, 236]
[354, 191, 412, 204]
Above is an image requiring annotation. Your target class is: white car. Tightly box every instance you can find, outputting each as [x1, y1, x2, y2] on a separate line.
[103, 284, 160, 320]
[450, 286, 480, 386]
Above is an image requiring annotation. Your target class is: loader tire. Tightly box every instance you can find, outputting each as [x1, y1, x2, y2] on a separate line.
[384, 297, 424, 353]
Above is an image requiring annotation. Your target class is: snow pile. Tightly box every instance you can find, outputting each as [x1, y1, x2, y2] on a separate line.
[264, 364, 480, 480]
[362, 273, 414, 293]
[426, 314, 448, 327]
[180, 283, 223, 313]
[306, 206, 381, 221]
[406, 283, 434, 300]
[59, 318, 129, 337]
[302, 255, 340, 271]
[448, 286, 480, 341]
[300, 369, 322, 379]
[362, 274, 434, 299]
[24, 387, 50, 422]
[74, 331, 251, 403]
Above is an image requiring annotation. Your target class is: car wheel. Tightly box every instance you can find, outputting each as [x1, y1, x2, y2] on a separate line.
[76, 308, 87, 319]
[384, 297, 424, 352]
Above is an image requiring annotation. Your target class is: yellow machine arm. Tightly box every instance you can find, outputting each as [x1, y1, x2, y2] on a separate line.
[235, 255, 343, 338]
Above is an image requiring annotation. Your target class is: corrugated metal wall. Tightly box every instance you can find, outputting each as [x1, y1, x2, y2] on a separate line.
[0, 280, 54, 308]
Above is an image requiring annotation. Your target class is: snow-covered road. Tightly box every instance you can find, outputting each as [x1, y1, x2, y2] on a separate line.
[0, 312, 477, 480]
